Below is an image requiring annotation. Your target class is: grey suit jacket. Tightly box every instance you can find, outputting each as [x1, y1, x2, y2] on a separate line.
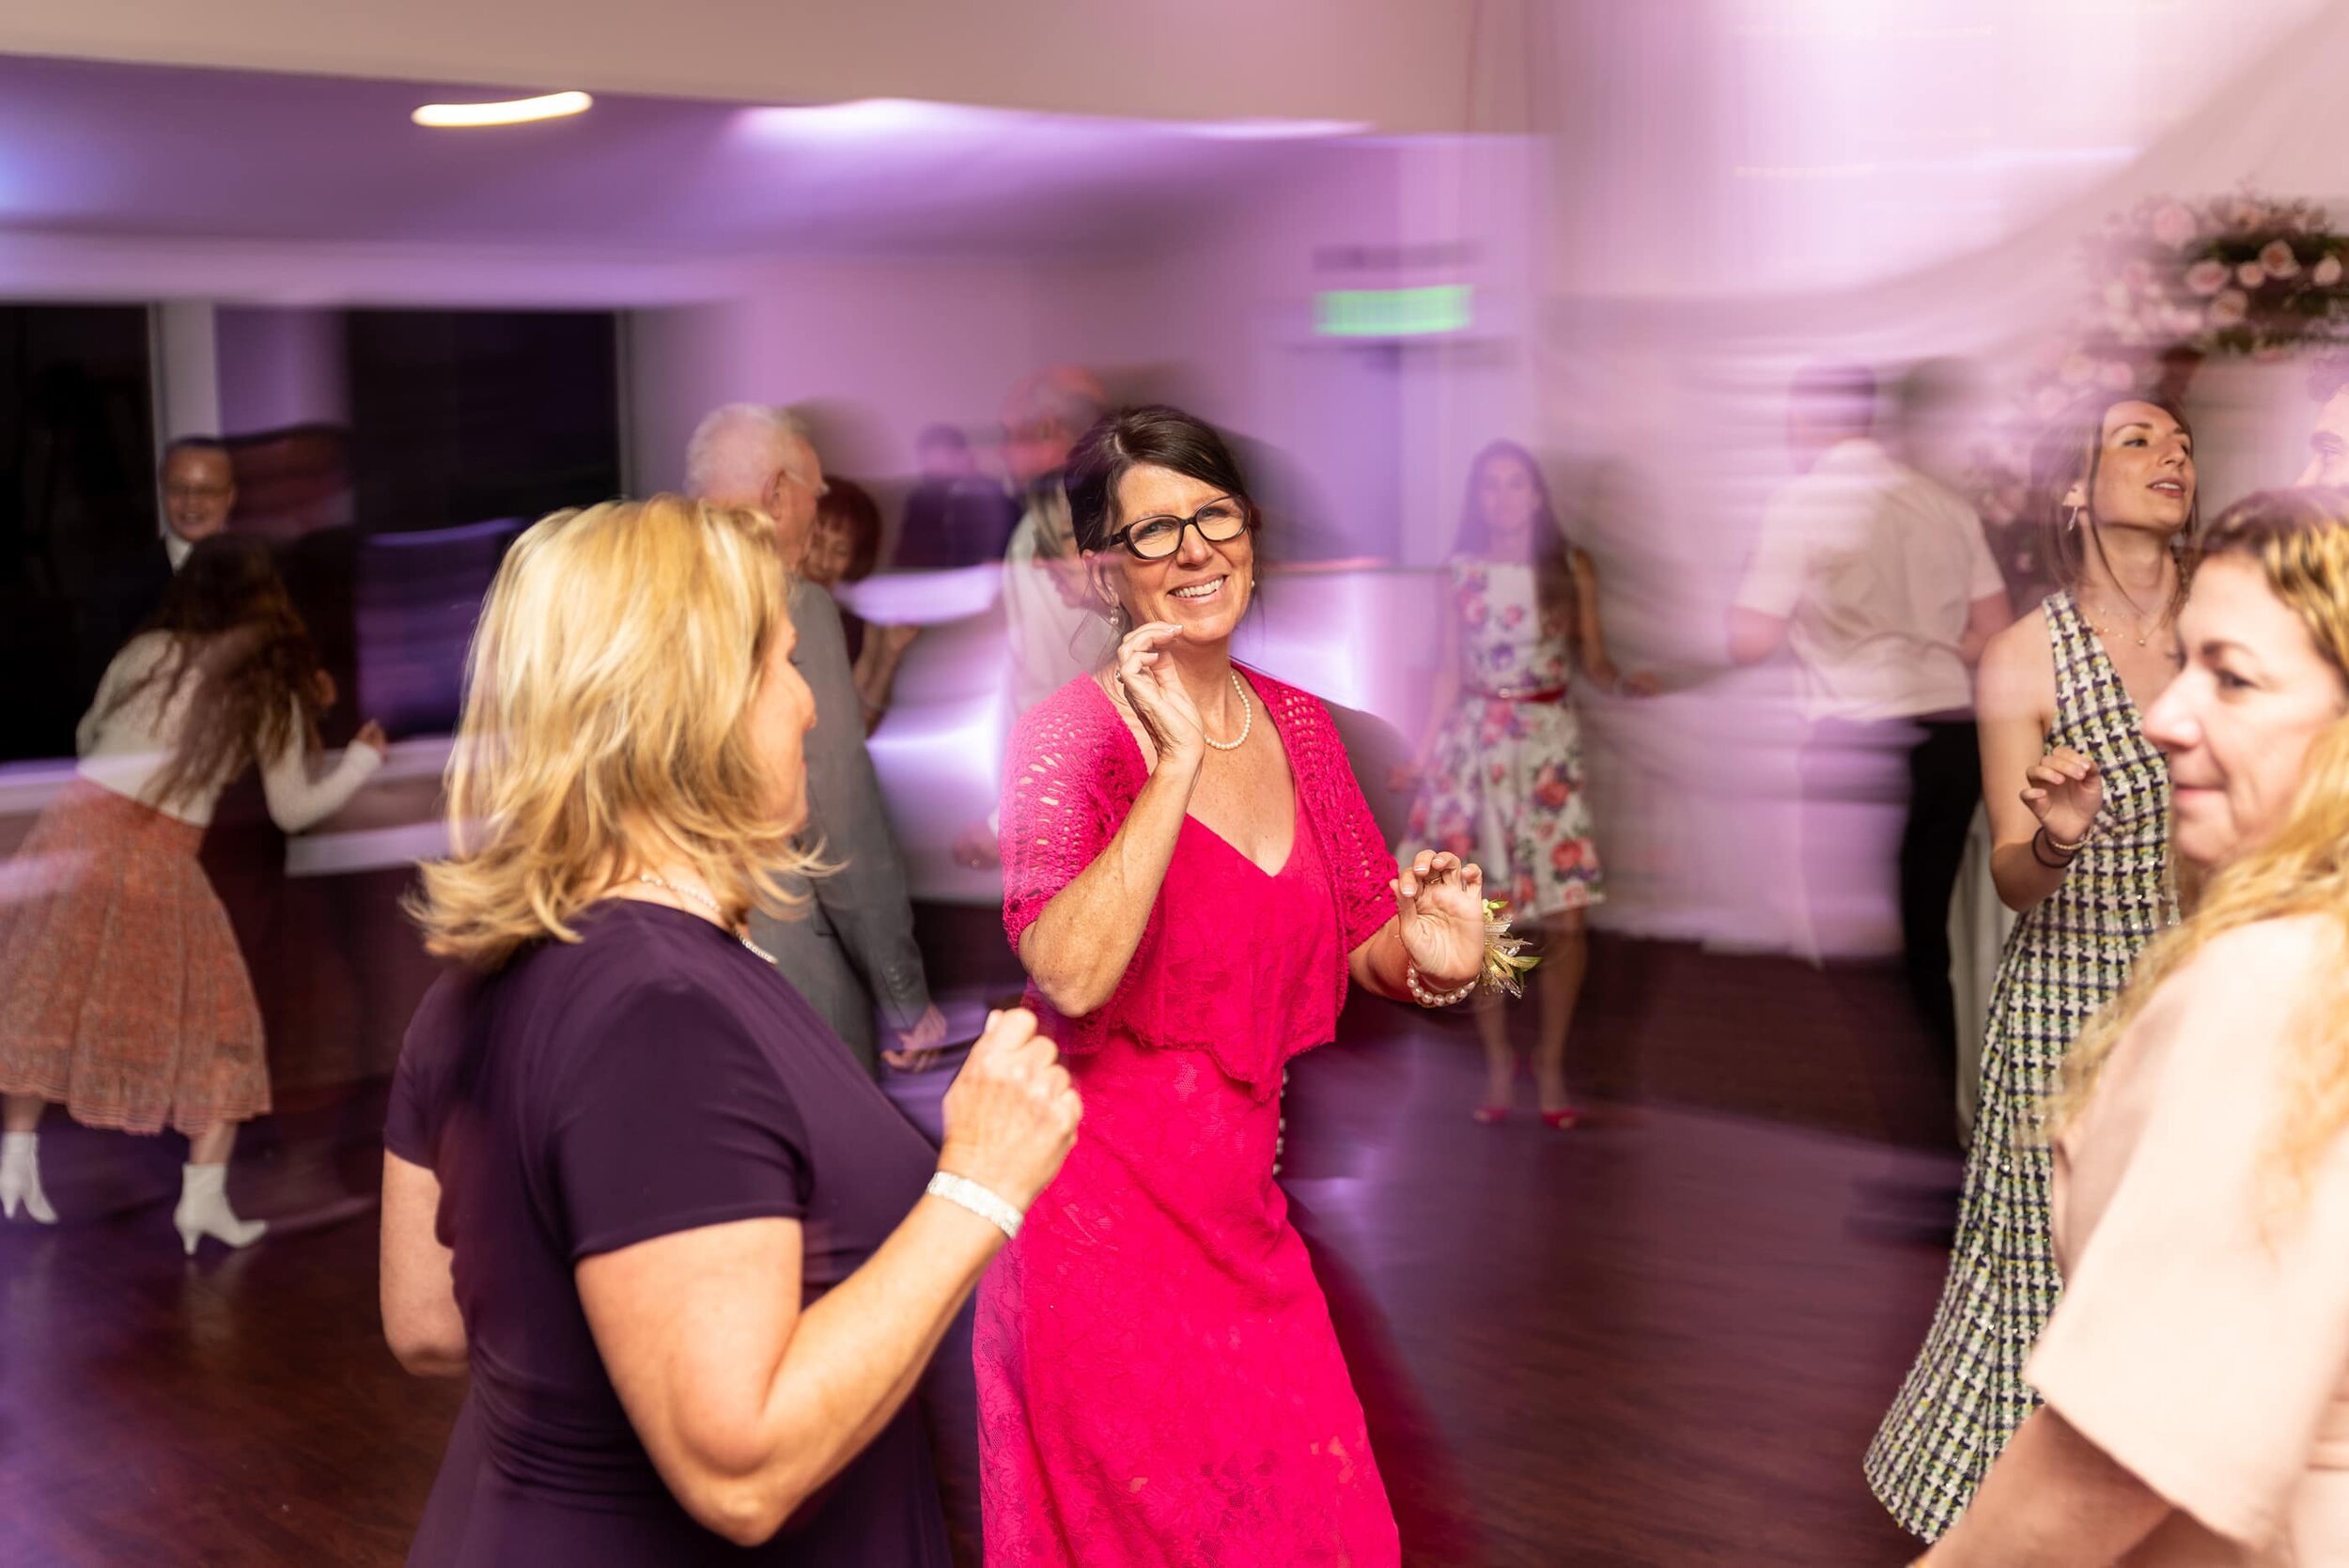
[749, 579, 931, 1071]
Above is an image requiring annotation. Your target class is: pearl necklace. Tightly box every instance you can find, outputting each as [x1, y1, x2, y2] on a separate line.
[636, 873, 777, 964]
[1203, 671, 1253, 752]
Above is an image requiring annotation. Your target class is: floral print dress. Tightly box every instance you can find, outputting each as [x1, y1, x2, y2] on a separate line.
[1406, 557, 1604, 918]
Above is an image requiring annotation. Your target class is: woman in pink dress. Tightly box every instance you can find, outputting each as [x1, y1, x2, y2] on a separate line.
[981, 406, 1490, 1566]
[1921, 488, 2349, 1565]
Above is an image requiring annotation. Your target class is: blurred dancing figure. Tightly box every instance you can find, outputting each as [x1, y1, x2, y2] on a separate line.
[950, 367, 1112, 873]
[1731, 363, 2012, 1052]
[685, 405, 947, 1074]
[2299, 352, 2349, 489]
[894, 424, 1019, 571]
[382, 495, 1079, 1564]
[999, 368, 1113, 716]
[0, 536, 385, 1247]
[980, 407, 1488, 1565]
[1399, 440, 1648, 1128]
[803, 478, 917, 732]
[1923, 489, 2349, 1564]
[1870, 395, 2194, 1539]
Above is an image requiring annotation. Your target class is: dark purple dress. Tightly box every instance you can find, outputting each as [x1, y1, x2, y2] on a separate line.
[386, 900, 950, 1566]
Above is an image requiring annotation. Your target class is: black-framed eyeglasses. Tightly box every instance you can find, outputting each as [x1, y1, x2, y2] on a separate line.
[1108, 497, 1252, 561]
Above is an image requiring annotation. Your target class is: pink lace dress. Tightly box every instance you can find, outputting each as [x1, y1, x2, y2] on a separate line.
[980, 667, 1402, 1567]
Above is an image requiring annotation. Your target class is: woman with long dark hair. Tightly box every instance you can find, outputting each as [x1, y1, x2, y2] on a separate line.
[981, 405, 1491, 1565]
[0, 536, 385, 1249]
[1868, 394, 2196, 1538]
[1399, 440, 1647, 1127]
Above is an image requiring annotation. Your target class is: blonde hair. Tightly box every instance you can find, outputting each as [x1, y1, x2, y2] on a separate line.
[407, 494, 817, 970]
[2055, 488, 2349, 1203]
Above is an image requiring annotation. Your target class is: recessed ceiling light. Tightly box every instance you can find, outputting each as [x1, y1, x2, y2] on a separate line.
[1178, 118, 1369, 141]
[412, 91, 593, 129]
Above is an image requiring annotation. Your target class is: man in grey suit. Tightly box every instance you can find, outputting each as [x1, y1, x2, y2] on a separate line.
[685, 404, 946, 1072]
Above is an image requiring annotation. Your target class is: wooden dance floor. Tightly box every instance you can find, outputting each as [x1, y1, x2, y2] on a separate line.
[0, 934, 1952, 1566]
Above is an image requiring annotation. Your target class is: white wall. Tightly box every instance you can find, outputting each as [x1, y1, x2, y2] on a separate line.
[627, 255, 1042, 490]
[215, 305, 350, 434]
[1025, 138, 1545, 568]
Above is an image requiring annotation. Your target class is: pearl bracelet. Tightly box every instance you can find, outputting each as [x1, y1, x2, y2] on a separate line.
[1406, 962, 1477, 1008]
[926, 1171, 1024, 1240]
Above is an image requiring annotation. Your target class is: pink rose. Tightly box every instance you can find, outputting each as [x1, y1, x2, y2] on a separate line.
[2184, 259, 2230, 296]
[2315, 254, 2344, 288]
[2237, 261, 2266, 289]
[2260, 240, 2300, 279]
[2122, 258, 2155, 291]
[1550, 840, 1583, 873]
[2102, 280, 2132, 311]
[2208, 289, 2250, 328]
[2151, 202, 2197, 249]
[1500, 603, 1526, 629]
[2099, 360, 2134, 391]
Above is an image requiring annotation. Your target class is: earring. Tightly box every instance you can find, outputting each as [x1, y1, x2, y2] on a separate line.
[2063, 505, 2085, 533]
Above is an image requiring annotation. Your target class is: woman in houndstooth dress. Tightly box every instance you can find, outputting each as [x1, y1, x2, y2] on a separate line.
[1865, 395, 2190, 1538]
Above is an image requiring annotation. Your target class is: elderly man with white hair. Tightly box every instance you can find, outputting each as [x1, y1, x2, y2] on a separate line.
[684, 403, 946, 1073]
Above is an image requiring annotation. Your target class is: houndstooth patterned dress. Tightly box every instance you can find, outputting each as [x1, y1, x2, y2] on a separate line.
[1863, 591, 2177, 1539]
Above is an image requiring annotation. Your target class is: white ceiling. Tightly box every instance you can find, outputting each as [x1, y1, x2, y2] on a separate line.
[0, 53, 1371, 262]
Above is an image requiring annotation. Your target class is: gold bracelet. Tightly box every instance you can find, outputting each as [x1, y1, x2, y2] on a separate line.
[2042, 822, 2092, 856]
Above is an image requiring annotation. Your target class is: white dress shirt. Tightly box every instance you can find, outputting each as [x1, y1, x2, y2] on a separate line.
[1735, 439, 2004, 722]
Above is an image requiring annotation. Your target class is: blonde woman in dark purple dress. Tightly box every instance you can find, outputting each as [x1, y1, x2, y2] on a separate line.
[381, 494, 1081, 1564]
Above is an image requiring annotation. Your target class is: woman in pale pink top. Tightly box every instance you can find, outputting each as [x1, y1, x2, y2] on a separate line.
[1923, 488, 2349, 1565]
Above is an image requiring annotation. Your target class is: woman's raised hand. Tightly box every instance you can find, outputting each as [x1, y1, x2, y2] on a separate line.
[938, 1008, 1081, 1212]
[2021, 745, 2102, 844]
[1393, 849, 1486, 988]
[1114, 621, 1206, 767]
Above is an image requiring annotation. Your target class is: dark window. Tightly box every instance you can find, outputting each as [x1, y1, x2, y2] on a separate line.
[344, 310, 620, 533]
[0, 304, 157, 761]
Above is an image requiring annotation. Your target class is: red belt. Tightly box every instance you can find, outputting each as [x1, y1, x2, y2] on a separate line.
[1466, 686, 1566, 704]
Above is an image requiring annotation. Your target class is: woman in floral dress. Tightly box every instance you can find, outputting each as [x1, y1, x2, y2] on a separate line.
[1403, 441, 1647, 1127]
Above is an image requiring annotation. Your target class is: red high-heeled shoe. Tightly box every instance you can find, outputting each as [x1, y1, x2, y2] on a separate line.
[1539, 1106, 1582, 1132]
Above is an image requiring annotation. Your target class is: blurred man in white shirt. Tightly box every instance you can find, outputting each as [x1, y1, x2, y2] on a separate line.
[1730, 363, 2011, 1063]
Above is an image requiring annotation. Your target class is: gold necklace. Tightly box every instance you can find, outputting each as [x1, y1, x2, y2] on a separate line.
[2077, 590, 2166, 649]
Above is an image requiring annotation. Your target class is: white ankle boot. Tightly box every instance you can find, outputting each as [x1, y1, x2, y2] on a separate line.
[174, 1162, 266, 1254]
[1, 1130, 56, 1224]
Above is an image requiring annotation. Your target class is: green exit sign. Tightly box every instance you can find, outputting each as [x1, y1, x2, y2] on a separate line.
[1314, 284, 1473, 337]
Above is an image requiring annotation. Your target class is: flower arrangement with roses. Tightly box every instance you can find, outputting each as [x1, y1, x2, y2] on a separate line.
[1967, 190, 2349, 600]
